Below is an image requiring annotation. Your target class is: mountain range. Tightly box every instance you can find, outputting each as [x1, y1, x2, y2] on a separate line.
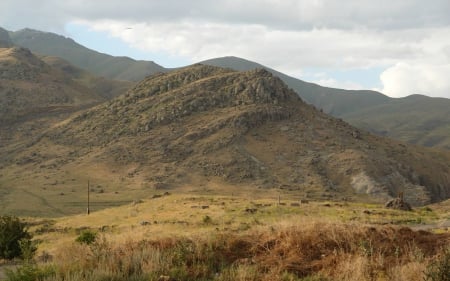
[7, 28, 449, 150]
[1, 64, 449, 216]
[10, 28, 165, 81]
[0, 27, 449, 216]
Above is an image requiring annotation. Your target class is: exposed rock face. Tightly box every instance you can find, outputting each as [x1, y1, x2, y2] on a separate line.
[3, 64, 450, 206]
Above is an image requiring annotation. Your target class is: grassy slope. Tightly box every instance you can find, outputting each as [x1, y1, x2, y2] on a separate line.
[10, 28, 166, 81]
[40, 55, 133, 99]
[341, 95, 450, 149]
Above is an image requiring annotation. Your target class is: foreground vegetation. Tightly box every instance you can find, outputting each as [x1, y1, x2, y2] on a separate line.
[2, 194, 450, 280]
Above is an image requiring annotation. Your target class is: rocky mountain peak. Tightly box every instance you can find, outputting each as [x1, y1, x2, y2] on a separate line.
[3, 64, 448, 207]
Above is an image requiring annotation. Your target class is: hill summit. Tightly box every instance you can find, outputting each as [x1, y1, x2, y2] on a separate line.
[2, 65, 449, 215]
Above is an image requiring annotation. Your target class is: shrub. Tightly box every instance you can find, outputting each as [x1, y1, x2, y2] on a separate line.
[4, 263, 55, 281]
[202, 215, 213, 225]
[0, 215, 32, 260]
[424, 248, 450, 281]
[19, 238, 38, 261]
[76, 230, 97, 245]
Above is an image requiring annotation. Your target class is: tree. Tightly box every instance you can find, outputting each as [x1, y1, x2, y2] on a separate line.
[0, 215, 32, 260]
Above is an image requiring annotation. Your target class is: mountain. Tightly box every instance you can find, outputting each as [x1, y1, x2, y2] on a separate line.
[341, 94, 450, 149]
[0, 27, 13, 47]
[0, 46, 105, 146]
[201, 56, 450, 149]
[10, 28, 166, 81]
[1, 64, 449, 216]
[7, 27, 449, 149]
[40, 55, 133, 100]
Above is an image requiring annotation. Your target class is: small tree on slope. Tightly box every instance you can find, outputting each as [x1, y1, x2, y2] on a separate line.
[0, 215, 32, 260]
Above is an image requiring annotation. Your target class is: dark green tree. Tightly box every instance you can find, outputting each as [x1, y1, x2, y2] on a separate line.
[0, 215, 32, 260]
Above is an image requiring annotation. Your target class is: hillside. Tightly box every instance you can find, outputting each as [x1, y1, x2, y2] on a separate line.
[7, 27, 449, 150]
[201, 57, 450, 150]
[341, 94, 450, 149]
[40, 55, 133, 99]
[0, 47, 105, 147]
[0, 27, 13, 47]
[1, 64, 449, 216]
[10, 28, 166, 81]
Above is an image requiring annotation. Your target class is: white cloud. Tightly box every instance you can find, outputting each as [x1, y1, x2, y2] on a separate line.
[1, 0, 450, 98]
[381, 62, 450, 98]
[78, 20, 420, 69]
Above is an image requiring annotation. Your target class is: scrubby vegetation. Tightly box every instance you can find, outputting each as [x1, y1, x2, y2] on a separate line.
[0, 215, 33, 260]
[6, 220, 449, 281]
[75, 230, 97, 245]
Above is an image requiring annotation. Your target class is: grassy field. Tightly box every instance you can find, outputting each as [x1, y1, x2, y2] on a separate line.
[1, 193, 447, 281]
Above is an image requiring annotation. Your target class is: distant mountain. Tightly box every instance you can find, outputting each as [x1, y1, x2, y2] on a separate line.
[2, 64, 448, 216]
[10, 28, 166, 81]
[0, 27, 13, 47]
[40, 55, 133, 100]
[0, 47, 104, 146]
[7, 27, 449, 149]
[341, 94, 450, 149]
[201, 56, 450, 149]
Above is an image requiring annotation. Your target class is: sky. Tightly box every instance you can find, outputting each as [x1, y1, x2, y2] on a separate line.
[1, 0, 450, 99]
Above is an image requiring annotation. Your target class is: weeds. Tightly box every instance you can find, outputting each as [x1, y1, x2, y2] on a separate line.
[424, 247, 450, 281]
[15, 220, 450, 281]
[4, 263, 55, 281]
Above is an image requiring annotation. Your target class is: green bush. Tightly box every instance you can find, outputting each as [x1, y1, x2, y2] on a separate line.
[76, 230, 97, 245]
[0, 215, 32, 260]
[19, 238, 38, 261]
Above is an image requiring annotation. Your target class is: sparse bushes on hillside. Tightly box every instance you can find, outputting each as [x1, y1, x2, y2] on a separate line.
[75, 230, 97, 245]
[0, 215, 33, 260]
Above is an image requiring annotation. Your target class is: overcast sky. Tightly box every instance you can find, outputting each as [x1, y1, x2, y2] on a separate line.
[1, 0, 450, 98]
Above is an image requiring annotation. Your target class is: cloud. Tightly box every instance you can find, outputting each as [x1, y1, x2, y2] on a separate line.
[3, 0, 450, 31]
[1, 0, 450, 98]
[381, 62, 450, 98]
[78, 20, 421, 68]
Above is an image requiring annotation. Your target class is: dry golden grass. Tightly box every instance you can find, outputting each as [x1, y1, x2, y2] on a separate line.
[25, 217, 450, 281]
[5, 193, 442, 280]
[27, 193, 448, 256]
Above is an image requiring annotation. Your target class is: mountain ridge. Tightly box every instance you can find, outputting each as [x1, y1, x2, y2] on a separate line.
[8, 27, 449, 150]
[0, 46, 133, 152]
[10, 28, 166, 81]
[1, 64, 449, 216]
[201, 56, 450, 149]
